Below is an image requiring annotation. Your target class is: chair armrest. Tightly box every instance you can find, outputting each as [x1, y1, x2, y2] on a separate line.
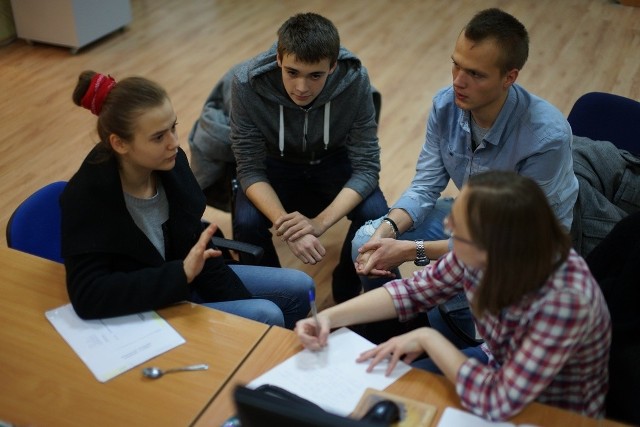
[211, 236, 264, 264]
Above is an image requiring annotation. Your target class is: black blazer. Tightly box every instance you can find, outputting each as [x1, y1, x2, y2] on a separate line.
[60, 147, 250, 319]
[586, 211, 640, 342]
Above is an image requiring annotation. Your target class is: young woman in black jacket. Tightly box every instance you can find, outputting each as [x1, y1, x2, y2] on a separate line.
[61, 70, 312, 328]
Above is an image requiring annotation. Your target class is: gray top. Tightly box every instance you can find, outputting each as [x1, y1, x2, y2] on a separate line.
[124, 181, 169, 258]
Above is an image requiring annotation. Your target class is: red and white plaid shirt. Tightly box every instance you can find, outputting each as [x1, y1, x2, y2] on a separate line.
[384, 249, 611, 421]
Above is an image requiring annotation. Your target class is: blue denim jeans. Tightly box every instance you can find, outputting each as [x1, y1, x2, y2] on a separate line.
[194, 265, 313, 329]
[233, 151, 389, 303]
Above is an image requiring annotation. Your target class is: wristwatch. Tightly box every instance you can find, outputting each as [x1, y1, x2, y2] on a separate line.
[414, 240, 430, 266]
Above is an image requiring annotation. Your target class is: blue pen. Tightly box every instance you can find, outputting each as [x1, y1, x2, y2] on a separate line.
[308, 288, 320, 331]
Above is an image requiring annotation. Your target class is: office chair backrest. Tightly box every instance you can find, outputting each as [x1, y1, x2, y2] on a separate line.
[6, 181, 67, 263]
[567, 92, 640, 156]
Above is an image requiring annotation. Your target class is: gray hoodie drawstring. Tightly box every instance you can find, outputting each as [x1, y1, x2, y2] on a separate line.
[279, 105, 284, 156]
[324, 102, 330, 150]
[278, 101, 331, 157]
[303, 112, 309, 151]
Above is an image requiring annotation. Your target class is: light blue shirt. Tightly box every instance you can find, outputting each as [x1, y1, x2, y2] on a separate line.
[393, 84, 578, 230]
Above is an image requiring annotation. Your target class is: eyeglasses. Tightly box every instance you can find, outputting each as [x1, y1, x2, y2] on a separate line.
[443, 215, 476, 246]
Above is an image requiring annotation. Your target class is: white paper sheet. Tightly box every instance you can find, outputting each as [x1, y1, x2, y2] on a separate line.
[248, 327, 412, 416]
[45, 303, 185, 382]
[437, 407, 539, 427]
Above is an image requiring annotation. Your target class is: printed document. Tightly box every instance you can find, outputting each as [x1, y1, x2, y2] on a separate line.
[45, 303, 185, 382]
[248, 327, 411, 416]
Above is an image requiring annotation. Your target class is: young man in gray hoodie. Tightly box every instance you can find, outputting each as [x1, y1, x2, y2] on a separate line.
[227, 13, 388, 303]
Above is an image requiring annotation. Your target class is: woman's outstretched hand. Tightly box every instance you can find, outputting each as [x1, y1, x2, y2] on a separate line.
[357, 328, 429, 376]
[183, 223, 223, 283]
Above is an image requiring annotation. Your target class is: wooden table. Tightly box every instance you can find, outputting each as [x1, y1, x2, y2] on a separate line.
[195, 326, 629, 427]
[0, 247, 269, 427]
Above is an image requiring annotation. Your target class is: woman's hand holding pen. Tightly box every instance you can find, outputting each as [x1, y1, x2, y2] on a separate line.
[183, 223, 223, 283]
[295, 312, 331, 351]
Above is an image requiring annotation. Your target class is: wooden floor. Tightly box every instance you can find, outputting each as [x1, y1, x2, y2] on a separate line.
[1, 0, 639, 311]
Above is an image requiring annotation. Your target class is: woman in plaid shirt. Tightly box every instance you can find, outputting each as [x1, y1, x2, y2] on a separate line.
[296, 171, 611, 421]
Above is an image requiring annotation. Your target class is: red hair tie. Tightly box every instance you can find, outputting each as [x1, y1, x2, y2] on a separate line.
[81, 73, 117, 115]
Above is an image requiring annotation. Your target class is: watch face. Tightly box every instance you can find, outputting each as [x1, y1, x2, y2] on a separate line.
[414, 240, 428, 266]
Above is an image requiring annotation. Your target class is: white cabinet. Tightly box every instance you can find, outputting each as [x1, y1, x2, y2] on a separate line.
[10, 0, 132, 53]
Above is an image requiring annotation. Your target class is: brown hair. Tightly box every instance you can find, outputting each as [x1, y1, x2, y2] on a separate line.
[277, 13, 340, 67]
[463, 8, 529, 74]
[72, 70, 168, 159]
[465, 171, 570, 317]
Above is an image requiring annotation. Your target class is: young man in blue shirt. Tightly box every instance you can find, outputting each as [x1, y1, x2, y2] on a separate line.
[351, 8, 578, 344]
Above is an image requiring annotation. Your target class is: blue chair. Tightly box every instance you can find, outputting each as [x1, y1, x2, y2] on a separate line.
[567, 91, 640, 155]
[6, 181, 67, 263]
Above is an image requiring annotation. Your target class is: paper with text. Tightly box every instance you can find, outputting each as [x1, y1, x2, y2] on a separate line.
[45, 303, 185, 382]
[248, 327, 412, 416]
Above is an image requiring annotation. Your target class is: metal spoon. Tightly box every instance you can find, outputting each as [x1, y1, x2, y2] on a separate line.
[142, 363, 208, 379]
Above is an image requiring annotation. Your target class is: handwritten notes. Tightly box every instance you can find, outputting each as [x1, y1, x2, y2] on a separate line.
[248, 327, 411, 416]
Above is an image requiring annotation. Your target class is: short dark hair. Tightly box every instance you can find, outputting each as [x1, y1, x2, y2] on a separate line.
[465, 171, 570, 317]
[72, 70, 168, 158]
[464, 8, 529, 73]
[276, 13, 340, 66]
